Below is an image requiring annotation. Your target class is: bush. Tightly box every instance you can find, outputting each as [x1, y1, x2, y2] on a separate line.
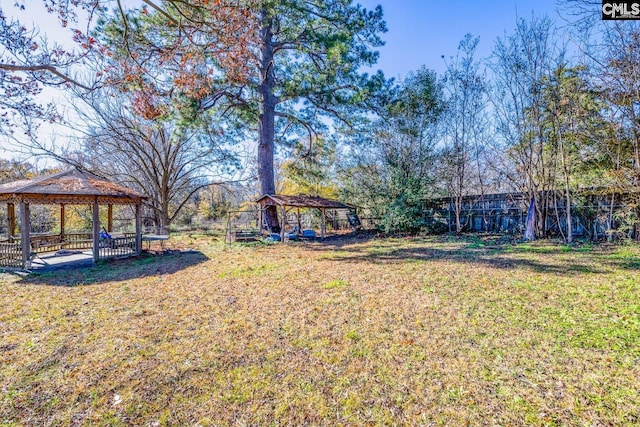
[380, 194, 426, 233]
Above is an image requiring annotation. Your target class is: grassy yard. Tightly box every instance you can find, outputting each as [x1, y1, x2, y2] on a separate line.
[1, 233, 639, 426]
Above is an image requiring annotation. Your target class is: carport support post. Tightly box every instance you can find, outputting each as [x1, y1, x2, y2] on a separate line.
[92, 200, 100, 263]
[320, 208, 326, 240]
[280, 206, 286, 242]
[135, 203, 142, 254]
[19, 202, 30, 269]
[7, 203, 15, 242]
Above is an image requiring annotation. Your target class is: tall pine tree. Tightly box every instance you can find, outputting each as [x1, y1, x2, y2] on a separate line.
[100, 0, 387, 228]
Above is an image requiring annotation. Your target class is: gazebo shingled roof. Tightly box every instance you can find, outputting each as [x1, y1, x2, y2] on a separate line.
[0, 168, 145, 204]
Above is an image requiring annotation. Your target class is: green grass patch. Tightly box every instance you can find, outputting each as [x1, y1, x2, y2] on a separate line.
[323, 279, 350, 289]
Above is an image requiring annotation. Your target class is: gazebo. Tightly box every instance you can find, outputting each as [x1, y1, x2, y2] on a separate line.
[255, 194, 359, 241]
[0, 168, 145, 269]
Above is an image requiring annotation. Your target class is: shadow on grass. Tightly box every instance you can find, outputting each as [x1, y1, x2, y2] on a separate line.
[12, 250, 209, 286]
[306, 234, 634, 276]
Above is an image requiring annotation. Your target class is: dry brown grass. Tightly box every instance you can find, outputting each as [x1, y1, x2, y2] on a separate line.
[1, 233, 639, 426]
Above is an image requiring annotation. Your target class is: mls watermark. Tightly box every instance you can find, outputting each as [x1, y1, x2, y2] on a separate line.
[602, 1, 640, 19]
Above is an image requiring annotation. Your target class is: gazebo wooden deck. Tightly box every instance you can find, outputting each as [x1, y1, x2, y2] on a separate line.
[0, 168, 145, 270]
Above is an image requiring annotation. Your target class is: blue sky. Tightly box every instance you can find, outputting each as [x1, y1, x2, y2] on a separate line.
[358, 0, 566, 78]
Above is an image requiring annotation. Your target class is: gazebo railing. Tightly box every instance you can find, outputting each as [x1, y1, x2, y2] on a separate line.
[98, 233, 137, 260]
[0, 241, 22, 268]
[63, 233, 93, 250]
[17, 232, 94, 254]
[1, 232, 140, 268]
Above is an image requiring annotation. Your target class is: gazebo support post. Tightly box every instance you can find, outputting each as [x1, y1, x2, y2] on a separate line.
[60, 204, 65, 241]
[135, 203, 142, 254]
[320, 208, 326, 240]
[19, 202, 30, 269]
[107, 204, 113, 233]
[92, 200, 100, 263]
[7, 203, 15, 242]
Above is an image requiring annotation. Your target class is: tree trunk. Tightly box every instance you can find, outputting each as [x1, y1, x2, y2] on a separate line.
[474, 148, 488, 232]
[456, 148, 465, 233]
[258, 9, 279, 230]
[156, 192, 171, 235]
[608, 193, 615, 242]
[559, 136, 573, 243]
[632, 117, 640, 240]
[455, 197, 462, 233]
[159, 209, 170, 235]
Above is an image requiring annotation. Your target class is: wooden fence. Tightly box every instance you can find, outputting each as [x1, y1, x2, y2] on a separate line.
[423, 190, 640, 239]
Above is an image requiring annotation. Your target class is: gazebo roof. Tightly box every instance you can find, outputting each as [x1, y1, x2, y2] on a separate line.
[0, 168, 145, 205]
[255, 194, 353, 210]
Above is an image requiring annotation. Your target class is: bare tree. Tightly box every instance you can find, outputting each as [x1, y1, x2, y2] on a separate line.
[541, 65, 601, 242]
[441, 34, 490, 233]
[69, 90, 240, 234]
[490, 15, 564, 238]
[561, 0, 640, 239]
[596, 23, 640, 239]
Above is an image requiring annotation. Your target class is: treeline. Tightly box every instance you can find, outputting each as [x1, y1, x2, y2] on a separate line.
[331, 17, 640, 241]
